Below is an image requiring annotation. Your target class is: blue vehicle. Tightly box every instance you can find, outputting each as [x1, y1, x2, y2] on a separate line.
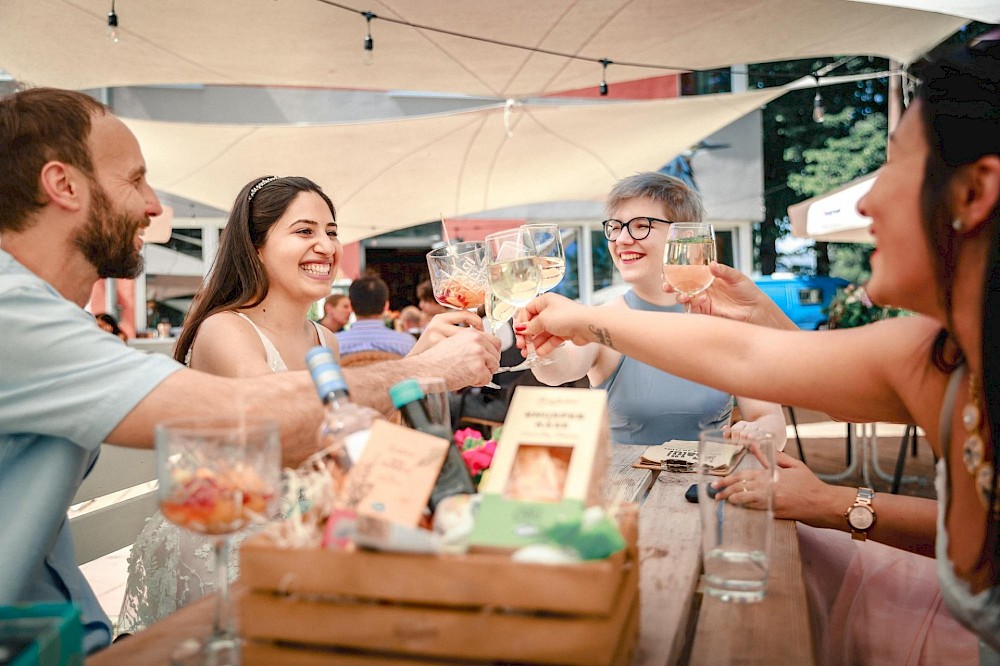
[752, 274, 849, 330]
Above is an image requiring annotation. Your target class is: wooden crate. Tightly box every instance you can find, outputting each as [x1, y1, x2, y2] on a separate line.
[238, 510, 638, 665]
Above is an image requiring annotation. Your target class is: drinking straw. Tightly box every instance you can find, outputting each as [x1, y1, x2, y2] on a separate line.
[440, 213, 452, 249]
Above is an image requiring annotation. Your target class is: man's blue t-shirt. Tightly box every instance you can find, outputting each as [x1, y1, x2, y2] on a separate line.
[0, 248, 181, 654]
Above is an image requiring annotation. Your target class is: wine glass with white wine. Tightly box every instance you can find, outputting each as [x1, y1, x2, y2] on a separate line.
[662, 223, 716, 313]
[519, 223, 565, 367]
[484, 226, 541, 314]
[485, 228, 549, 375]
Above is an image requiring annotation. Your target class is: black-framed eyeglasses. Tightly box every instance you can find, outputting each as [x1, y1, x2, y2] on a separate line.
[601, 216, 672, 241]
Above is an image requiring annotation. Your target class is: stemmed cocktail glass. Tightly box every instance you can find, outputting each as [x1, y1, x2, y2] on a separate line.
[425, 241, 488, 314]
[156, 416, 280, 665]
[426, 241, 502, 388]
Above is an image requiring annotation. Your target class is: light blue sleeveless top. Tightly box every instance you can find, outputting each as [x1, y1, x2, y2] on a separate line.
[935, 364, 1000, 660]
[593, 290, 733, 444]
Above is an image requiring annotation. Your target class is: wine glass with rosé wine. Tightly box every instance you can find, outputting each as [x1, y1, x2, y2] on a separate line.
[662, 223, 717, 313]
[156, 416, 280, 666]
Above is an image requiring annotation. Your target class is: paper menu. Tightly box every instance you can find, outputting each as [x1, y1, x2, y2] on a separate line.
[338, 420, 448, 527]
[639, 439, 745, 475]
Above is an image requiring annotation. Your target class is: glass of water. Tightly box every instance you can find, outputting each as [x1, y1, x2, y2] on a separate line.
[697, 427, 775, 603]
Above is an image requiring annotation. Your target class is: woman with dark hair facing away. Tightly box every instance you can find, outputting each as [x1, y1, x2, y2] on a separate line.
[522, 39, 1000, 659]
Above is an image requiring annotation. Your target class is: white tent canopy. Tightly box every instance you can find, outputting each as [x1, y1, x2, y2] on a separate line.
[125, 86, 790, 243]
[850, 0, 1000, 24]
[0, 0, 968, 97]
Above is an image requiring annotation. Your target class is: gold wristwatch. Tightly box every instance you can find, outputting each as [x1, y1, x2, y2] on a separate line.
[846, 486, 876, 541]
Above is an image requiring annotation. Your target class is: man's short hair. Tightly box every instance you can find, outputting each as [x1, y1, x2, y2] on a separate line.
[0, 88, 108, 232]
[325, 293, 348, 309]
[348, 275, 390, 317]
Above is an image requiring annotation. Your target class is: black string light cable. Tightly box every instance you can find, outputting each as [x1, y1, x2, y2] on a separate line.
[362, 10, 376, 52]
[312, 0, 809, 95]
[106, 0, 119, 43]
[315, 1, 899, 98]
[599, 58, 612, 96]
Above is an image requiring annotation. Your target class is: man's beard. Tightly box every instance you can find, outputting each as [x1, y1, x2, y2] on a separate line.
[73, 181, 146, 279]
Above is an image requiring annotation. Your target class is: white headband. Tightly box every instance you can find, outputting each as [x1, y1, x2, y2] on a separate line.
[248, 176, 279, 201]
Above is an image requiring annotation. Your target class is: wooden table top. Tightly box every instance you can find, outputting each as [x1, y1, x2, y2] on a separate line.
[88, 445, 813, 665]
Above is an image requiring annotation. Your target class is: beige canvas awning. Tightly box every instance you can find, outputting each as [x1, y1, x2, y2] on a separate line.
[789, 173, 877, 243]
[0, 0, 967, 96]
[125, 85, 790, 243]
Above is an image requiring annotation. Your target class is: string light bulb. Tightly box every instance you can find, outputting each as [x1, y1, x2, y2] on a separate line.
[106, 0, 119, 43]
[362, 11, 376, 65]
[812, 89, 825, 123]
[599, 58, 612, 96]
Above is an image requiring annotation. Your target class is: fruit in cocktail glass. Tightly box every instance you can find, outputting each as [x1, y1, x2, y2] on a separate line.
[160, 466, 273, 535]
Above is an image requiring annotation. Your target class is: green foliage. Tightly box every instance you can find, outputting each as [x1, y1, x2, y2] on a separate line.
[307, 300, 322, 322]
[828, 244, 872, 284]
[825, 283, 909, 329]
[787, 111, 886, 198]
[749, 56, 889, 275]
[748, 22, 991, 277]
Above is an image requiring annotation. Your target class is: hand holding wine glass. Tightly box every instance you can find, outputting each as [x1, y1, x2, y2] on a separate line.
[156, 416, 280, 665]
[662, 223, 716, 313]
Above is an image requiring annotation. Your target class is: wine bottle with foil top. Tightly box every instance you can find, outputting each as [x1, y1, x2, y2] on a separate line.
[389, 378, 475, 512]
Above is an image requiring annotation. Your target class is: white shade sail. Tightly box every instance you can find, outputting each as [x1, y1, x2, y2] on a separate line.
[125, 86, 788, 243]
[0, 0, 967, 97]
[850, 0, 1000, 24]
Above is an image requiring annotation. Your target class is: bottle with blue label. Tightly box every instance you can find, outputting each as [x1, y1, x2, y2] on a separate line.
[305, 346, 375, 468]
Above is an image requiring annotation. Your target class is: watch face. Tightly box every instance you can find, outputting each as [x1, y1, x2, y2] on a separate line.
[848, 506, 875, 530]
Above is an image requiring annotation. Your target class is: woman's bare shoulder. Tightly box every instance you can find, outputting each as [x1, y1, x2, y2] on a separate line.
[195, 310, 257, 340]
[317, 324, 341, 357]
[189, 311, 270, 376]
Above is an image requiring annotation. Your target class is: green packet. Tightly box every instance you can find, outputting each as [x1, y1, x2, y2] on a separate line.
[542, 506, 626, 561]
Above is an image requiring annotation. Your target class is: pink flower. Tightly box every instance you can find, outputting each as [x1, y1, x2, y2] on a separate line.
[454, 427, 483, 449]
[462, 441, 497, 477]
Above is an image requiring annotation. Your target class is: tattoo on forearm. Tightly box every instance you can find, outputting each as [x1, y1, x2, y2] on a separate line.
[589, 325, 614, 349]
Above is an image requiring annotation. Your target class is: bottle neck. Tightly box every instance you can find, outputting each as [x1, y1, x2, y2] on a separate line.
[324, 388, 351, 406]
[399, 399, 451, 440]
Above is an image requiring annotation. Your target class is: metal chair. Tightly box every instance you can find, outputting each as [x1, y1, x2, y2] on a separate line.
[783, 406, 807, 463]
[891, 424, 921, 494]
